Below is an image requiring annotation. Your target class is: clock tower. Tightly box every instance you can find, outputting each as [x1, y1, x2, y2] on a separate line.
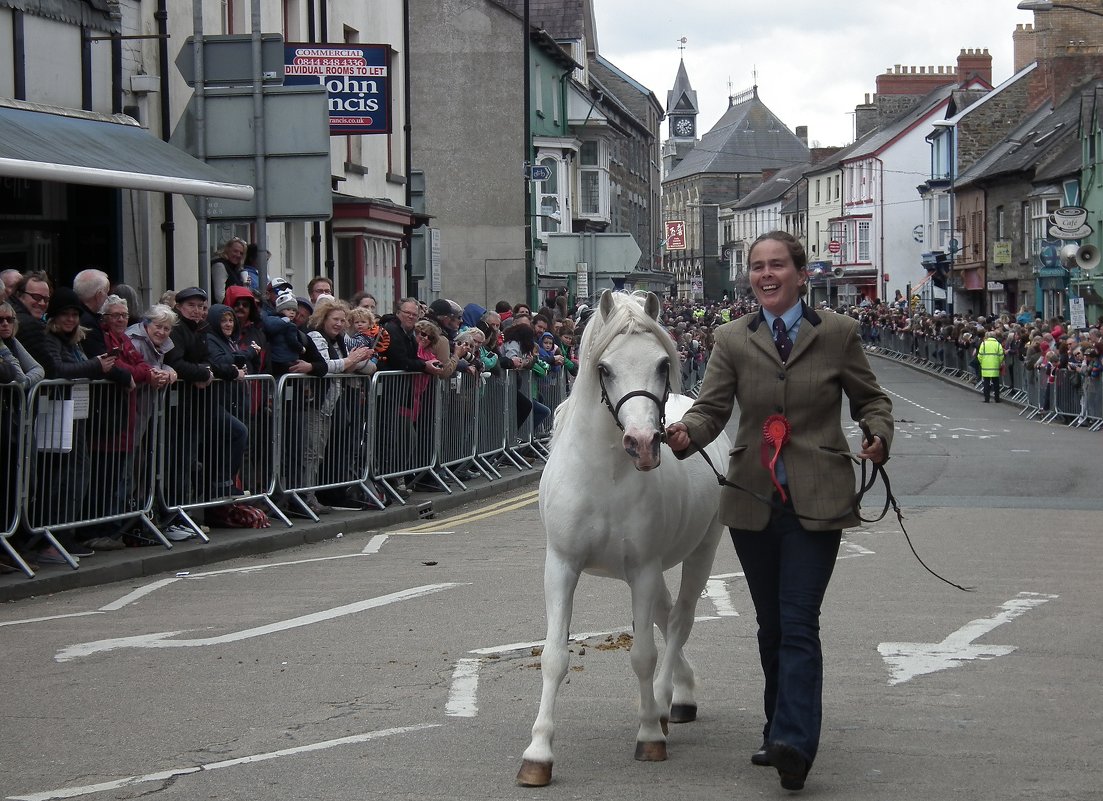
[663, 58, 699, 175]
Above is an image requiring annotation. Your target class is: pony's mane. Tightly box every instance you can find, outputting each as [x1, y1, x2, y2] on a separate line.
[551, 291, 680, 440]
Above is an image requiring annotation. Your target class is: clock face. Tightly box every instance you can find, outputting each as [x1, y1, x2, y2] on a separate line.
[673, 116, 694, 137]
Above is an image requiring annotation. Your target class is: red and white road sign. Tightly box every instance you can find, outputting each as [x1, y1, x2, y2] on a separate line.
[827, 240, 841, 254]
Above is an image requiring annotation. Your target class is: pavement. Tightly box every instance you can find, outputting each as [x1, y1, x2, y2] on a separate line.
[0, 466, 542, 604]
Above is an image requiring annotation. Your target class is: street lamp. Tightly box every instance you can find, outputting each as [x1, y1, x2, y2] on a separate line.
[1017, 0, 1103, 17]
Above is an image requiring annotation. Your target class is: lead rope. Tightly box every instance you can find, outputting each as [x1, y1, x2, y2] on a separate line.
[677, 420, 974, 592]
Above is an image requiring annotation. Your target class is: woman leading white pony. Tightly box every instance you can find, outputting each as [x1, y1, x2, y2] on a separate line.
[517, 290, 730, 786]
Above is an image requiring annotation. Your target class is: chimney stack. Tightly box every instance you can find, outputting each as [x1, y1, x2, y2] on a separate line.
[795, 125, 808, 147]
[1013, 23, 1036, 73]
[956, 47, 993, 85]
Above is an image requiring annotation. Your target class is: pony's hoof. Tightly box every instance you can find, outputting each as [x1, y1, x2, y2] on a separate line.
[669, 703, 697, 724]
[634, 740, 668, 762]
[517, 759, 553, 786]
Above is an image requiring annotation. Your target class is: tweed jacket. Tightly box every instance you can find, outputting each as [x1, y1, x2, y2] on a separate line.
[677, 303, 893, 531]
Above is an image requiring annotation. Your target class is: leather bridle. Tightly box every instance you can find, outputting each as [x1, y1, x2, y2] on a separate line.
[597, 366, 671, 435]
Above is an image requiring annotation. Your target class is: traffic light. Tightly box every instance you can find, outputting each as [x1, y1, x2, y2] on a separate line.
[921, 251, 951, 290]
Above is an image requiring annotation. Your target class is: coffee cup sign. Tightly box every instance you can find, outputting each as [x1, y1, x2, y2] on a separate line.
[1049, 206, 1092, 240]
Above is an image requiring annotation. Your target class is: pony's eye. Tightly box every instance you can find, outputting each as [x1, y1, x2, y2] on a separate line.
[597, 363, 610, 378]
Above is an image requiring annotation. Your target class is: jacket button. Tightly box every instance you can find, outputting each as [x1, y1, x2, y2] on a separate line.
[775, 405, 784, 413]
[778, 371, 786, 380]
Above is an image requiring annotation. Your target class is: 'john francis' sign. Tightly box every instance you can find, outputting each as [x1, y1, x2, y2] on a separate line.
[284, 43, 390, 135]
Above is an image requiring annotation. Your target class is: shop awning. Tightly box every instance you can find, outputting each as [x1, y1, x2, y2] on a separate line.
[0, 99, 254, 200]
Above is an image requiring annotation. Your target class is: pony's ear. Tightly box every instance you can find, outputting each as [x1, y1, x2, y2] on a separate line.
[643, 292, 661, 320]
[599, 289, 615, 320]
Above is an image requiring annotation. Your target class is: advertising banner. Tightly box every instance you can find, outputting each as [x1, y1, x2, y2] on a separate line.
[665, 220, 686, 251]
[284, 43, 390, 135]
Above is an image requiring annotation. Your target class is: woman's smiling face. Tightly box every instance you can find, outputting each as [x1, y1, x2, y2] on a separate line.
[748, 238, 806, 317]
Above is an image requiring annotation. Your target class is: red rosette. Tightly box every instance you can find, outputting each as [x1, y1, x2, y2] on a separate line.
[760, 414, 791, 502]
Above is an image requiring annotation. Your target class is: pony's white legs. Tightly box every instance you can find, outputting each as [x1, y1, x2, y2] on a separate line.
[629, 563, 668, 761]
[652, 586, 697, 726]
[517, 552, 580, 787]
[656, 519, 724, 724]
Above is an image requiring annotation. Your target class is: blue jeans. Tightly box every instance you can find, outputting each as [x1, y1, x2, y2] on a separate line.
[731, 496, 841, 765]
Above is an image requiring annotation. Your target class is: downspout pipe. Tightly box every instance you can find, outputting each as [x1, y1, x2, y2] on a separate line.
[156, 0, 175, 288]
[320, 2, 334, 275]
[523, 0, 533, 309]
[308, 0, 321, 275]
[12, 11, 26, 100]
[404, 0, 415, 299]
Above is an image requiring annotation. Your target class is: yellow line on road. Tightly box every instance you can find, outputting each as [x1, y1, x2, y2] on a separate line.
[398, 489, 539, 532]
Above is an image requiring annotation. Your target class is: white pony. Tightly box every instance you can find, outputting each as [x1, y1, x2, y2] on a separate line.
[517, 290, 730, 787]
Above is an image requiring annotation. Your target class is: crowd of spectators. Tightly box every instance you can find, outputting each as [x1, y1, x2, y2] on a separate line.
[4, 251, 1100, 575]
[0, 267, 588, 572]
[845, 299, 1103, 396]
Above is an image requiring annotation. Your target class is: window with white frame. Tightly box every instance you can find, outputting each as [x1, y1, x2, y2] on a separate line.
[537, 155, 563, 235]
[857, 220, 871, 262]
[730, 245, 745, 281]
[578, 139, 609, 219]
[930, 132, 951, 180]
[1029, 196, 1059, 243]
[929, 192, 950, 252]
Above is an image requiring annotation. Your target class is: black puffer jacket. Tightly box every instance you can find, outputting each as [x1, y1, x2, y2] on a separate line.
[164, 309, 239, 385]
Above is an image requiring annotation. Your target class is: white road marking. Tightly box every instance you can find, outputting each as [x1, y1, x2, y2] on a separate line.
[878, 592, 1058, 685]
[362, 534, 388, 554]
[388, 530, 455, 536]
[55, 583, 465, 662]
[704, 579, 738, 616]
[445, 658, 482, 717]
[840, 540, 875, 558]
[875, 391, 949, 418]
[98, 578, 181, 611]
[6, 724, 439, 801]
[0, 611, 102, 629]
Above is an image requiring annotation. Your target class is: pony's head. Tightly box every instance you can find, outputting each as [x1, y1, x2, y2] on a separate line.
[562, 290, 680, 471]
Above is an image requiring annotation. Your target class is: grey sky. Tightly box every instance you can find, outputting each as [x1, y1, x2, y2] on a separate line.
[592, 0, 1035, 146]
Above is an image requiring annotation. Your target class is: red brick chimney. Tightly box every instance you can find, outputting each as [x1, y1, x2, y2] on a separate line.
[956, 48, 993, 85]
[876, 63, 958, 95]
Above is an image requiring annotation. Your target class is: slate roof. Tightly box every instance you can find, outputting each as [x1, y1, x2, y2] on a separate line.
[664, 88, 809, 182]
[494, 0, 597, 49]
[589, 54, 661, 132]
[733, 162, 809, 209]
[666, 59, 698, 115]
[842, 83, 957, 161]
[970, 92, 1082, 184]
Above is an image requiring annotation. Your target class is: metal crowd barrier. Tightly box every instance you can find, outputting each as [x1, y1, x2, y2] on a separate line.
[158, 374, 287, 538]
[1, 382, 33, 577]
[508, 370, 546, 465]
[872, 339, 1102, 432]
[274, 372, 383, 520]
[436, 370, 482, 489]
[23, 379, 165, 568]
[535, 368, 569, 446]
[474, 371, 511, 478]
[2, 362, 575, 578]
[370, 370, 444, 504]
[1083, 374, 1103, 431]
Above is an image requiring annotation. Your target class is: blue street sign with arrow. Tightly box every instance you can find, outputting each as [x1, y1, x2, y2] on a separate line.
[529, 165, 551, 181]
